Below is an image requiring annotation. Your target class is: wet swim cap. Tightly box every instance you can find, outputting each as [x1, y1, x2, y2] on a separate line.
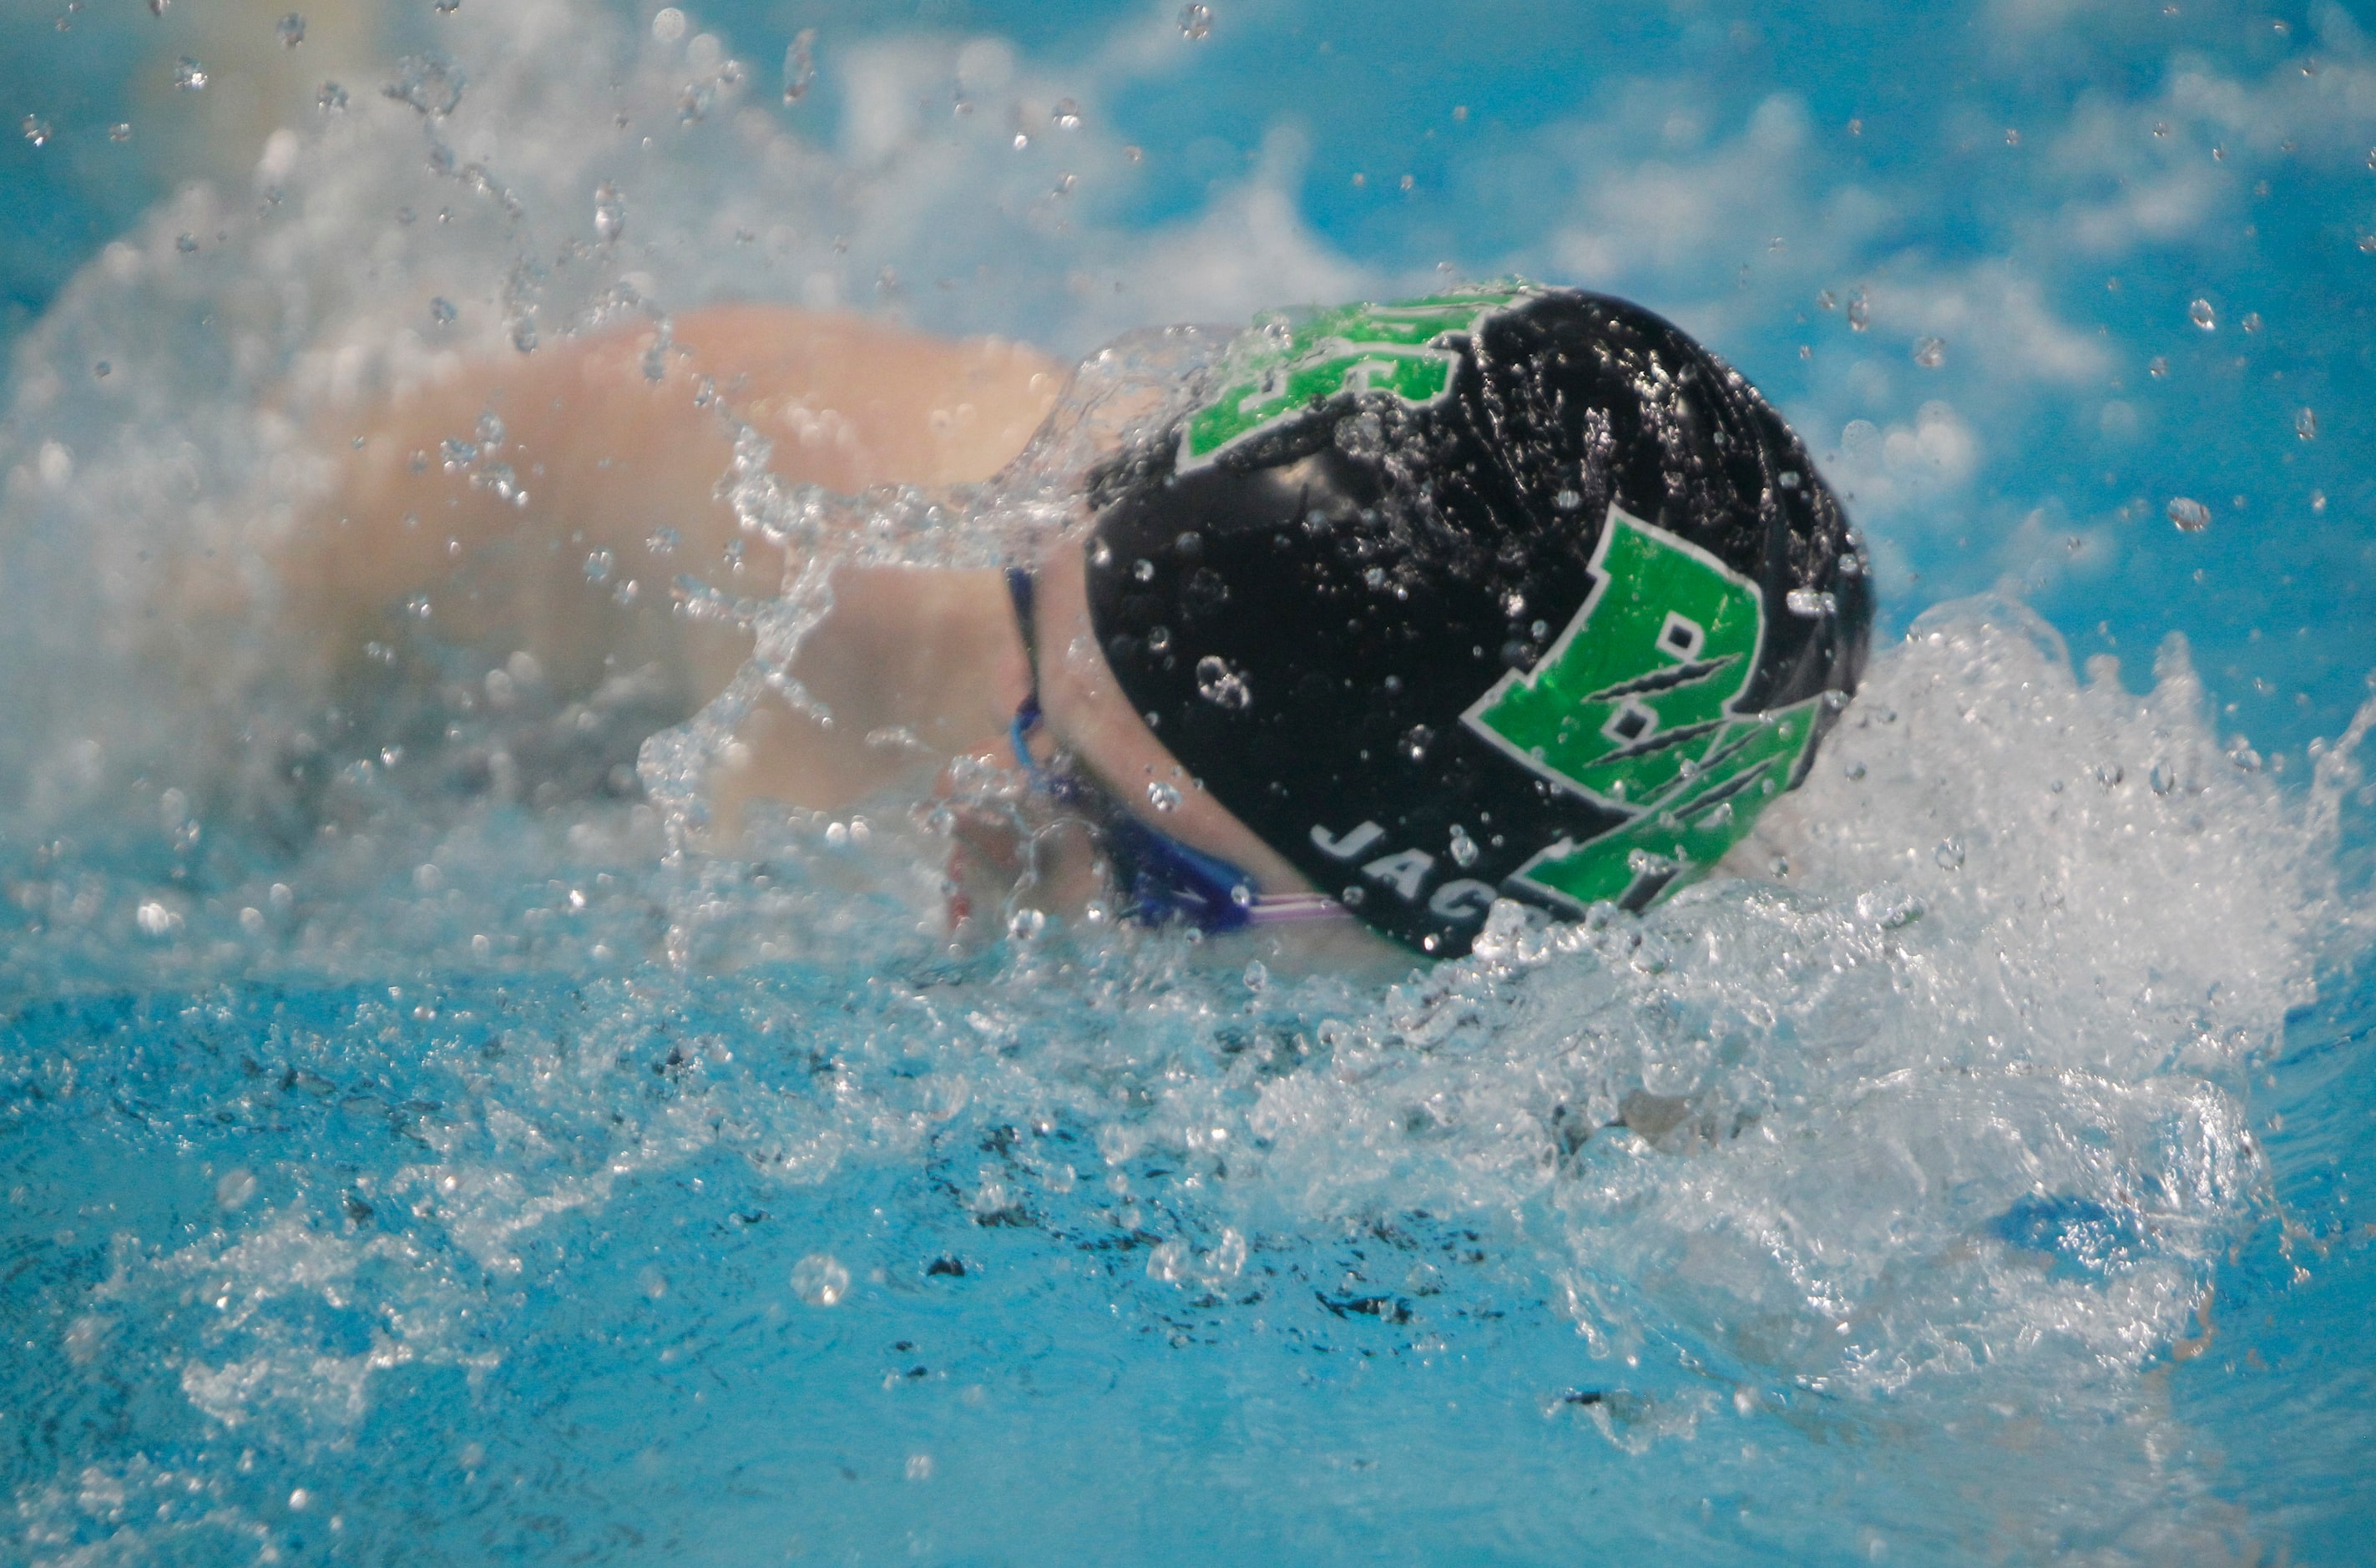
[1084, 284, 1871, 958]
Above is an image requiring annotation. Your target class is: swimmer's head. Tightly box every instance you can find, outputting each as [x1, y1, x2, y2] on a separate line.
[1082, 283, 1871, 957]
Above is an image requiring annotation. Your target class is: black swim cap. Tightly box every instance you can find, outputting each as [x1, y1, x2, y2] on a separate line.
[1084, 284, 1870, 957]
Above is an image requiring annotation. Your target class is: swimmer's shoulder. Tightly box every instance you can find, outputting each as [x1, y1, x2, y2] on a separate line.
[663, 306, 1066, 485]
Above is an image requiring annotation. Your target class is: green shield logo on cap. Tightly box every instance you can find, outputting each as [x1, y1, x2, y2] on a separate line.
[1462, 506, 1821, 912]
[1180, 285, 1531, 470]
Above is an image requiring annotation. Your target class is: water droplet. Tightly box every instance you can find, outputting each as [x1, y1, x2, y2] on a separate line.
[1131, 557, 1155, 583]
[1843, 759, 1867, 781]
[1052, 98, 1082, 129]
[584, 549, 615, 584]
[172, 57, 208, 91]
[92, 362, 109, 378]
[2095, 761, 2124, 787]
[1242, 959, 1268, 991]
[1846, 289, 1869, 332]
[594, 181, 625, 242]
[1817, 289, 1836, 311]
[1006, 907, 1046, 941]
[383, 55, 463, 117]
[1400, 723, 1435, 761]
[1934, 839, 1964, 870]
[1785, 587, 1837, 618]
[174, 233, 197, 254]
[2166, 496, 2211, 532]
[1147, 1240, 1188, 1280]
[2187, 297, 2215, 330]
[646, 527, 680, 555]
[215, 1168, 256, 1210]
[1145, 781, 1181, 812]
[277, 13, 305, 47]
[429, 296, 456, 325]
[1552, 488, 1582, 510]
[1145, 625, 1170, 654]
[108, 122, 131, 142]
[316, 81, 347, 113]
[1912, 336, 1946, 368]
[2296, 407, 2317, 440]
[781, 28, 815, 104]
[2148, 356, 2168, 377]
[2150, 761, 2177, 795]
[1195, 655, 1252, 709]
[790, 1253, 849, 1306]
[2312, 490, 2327, 513]
[1448, 825, 1479, 867]
[651, 6, 686, 43]
[2241, 311, 2262, 332]
[21, 116, 51, 148]
[1178, 2, 1212, 39]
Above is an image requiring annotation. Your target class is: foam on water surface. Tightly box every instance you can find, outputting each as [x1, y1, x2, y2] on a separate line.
[2, 0, 2374, 1561]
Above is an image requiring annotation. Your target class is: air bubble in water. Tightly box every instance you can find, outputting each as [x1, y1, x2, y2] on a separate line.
[1132, 557, 1155, 583]
[1846, 289, 1869, 331]
[2296, 407, 2317, 440]
[1786, 587, 1837, 617]
[215, 1168, 257, 1211]
[2150, 761, 2177, 794]
[1145, 625, 1170, 654]
[1912, 336, 1946, 368]
[2241, 311, 2262, 332]
[790, 1253, 849, 1306]
[277, 13, 305, 47]
[651, 7, 686, 43]
[782, 29, 815, 104]
[1401, 724, 1435, 761]
[22, 116, 51, 148]
[584, 549, 615, 584]
[1052, 99, 1082, 129]
[1146, 781, 1182, 812]
[109, 122, 131, 141]
[173, 57, 207, 91]
[1146, 1241, 1188, 1280]
[317, 82, 347, 112]
[2188, 298, 2216, 330]
[2166, 497, 2211, 532]
[1448, 825, 1479, 867]
[594, 182, 625, 242]
[1195, 655, 1251, 710]
[429, 297, 456, 325]
[1178, 3, 1212, 39]
[1934, 839, 1965, 870]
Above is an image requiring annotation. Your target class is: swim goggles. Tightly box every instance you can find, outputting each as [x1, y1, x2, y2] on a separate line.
[1005, 569, 1342, 934]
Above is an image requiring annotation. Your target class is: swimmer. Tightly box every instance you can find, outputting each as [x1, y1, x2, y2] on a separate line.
[260, 282, 1870, 960]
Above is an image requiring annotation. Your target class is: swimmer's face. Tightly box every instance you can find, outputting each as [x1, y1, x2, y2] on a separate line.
[1029, 541, 1313, 898]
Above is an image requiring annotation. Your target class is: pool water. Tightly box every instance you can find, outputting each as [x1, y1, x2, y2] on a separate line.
[3, 0, 2373, 1561]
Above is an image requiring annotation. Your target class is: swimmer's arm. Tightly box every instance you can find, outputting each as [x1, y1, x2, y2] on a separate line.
[255, 307, 1059, 817]
[275, 306, 1060, 698]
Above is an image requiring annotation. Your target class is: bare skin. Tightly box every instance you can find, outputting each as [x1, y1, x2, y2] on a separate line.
[267, 304, 1364, 947]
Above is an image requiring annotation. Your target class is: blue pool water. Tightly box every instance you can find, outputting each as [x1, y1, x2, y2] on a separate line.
[3, 0, 2374, 1561]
